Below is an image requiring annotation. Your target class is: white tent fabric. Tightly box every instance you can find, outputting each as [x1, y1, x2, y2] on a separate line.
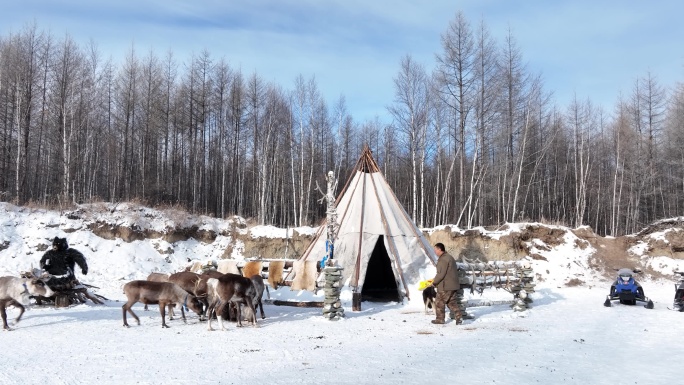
[300, 149, 437, 300]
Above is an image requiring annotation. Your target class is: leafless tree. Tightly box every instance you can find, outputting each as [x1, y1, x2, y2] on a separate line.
[2, 22, 683, 235]
[435, 11, 476, 221]
[388, 54, 430, 224]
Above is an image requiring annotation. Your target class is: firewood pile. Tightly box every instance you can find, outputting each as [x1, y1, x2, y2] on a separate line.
[21, 269, 108, 307]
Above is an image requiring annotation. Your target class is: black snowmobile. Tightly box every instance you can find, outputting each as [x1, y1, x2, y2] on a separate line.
[603, 268, 654, 309]
[672, 272, 684, 312]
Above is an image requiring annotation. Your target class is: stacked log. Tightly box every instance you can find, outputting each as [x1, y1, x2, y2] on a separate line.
[321, 266, 344, 320]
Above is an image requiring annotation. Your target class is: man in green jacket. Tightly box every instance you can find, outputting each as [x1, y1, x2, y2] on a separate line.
[431, 243, 462, 325]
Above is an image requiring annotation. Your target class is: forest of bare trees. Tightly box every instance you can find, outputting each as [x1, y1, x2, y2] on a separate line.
[1, 15, 683, 236]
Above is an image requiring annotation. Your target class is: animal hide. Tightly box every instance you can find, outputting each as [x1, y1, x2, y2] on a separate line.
[217, 260, 239, 275]
[188, 261, 204, 273]
[267, 261, 285, 289]
[146, 272, 170, 282]
[291, 260, 317, 291]
[242, 261, 263, 278]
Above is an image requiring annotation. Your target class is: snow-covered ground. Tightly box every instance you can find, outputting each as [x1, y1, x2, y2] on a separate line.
[1, 203, 682, 384]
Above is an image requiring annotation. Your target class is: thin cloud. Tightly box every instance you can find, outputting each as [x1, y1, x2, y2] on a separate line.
[1, 0, 683, 121]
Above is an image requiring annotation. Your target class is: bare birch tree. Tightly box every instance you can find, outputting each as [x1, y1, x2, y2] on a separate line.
[388, 54, 429, 223]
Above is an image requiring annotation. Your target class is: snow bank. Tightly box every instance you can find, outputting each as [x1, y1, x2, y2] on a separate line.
[1, 202, 683, 383]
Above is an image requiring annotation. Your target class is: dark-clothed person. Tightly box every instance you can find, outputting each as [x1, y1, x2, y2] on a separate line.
[39, 237, 88, 291]
[431, 243, 462, 325]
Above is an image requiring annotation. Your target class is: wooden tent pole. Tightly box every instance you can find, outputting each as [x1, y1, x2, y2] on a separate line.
[334, 147, 365, 204]
[352, 172, 367, 289]
[350, 171, 368, 311]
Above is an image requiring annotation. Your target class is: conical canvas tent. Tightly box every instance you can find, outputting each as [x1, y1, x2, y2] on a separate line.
[298, 147, 437, 307]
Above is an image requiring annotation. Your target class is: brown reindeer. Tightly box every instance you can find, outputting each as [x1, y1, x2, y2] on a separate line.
[168, 271, 213, 320]
[248, 275, 267, 320]
[144, 272, 170, 311]
[122, 280, 202, 328]
[206, 273, 257, 331]
[201, 269, 224, 279]
[225, 275, 268, 323]
[0, 275, 54, 331]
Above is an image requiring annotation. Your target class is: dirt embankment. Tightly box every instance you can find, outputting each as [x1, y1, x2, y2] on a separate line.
[87, 220, 314, 260]
[427, 226, 524, 261]
[86, 215, 684, 280]
[88, 222, 220, 244]
[427, 223, 684, 279]
[224, 229, 315, 260]
[425, 224, 576, 262]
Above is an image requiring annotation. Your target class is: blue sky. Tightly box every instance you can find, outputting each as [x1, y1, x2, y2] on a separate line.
[2, 0, 683, 123]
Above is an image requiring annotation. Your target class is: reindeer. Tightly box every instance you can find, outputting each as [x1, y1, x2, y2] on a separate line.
[168, 271, 213, 320]
[144, 272, 170, 312]
[201, 269, 224, 279]
[205, 273, 257, 331]
[248, 274, 267, 320]
[122, 280, 202, 328]
[227, 275, 269, 323]
[0, 275, 54, 331]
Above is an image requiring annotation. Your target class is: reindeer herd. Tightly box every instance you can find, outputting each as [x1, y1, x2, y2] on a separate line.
[0, 268, 269, 331]
[125, 269, 268, 330]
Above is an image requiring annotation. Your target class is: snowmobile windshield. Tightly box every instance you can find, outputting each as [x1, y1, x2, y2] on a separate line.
[620, 275, 632, 283]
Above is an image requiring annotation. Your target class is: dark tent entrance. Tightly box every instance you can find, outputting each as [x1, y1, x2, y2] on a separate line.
[360, 236, 401, 302]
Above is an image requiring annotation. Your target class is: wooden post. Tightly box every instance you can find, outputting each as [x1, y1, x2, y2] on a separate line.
[268, 300, 323, 308]
[352, 292, 362, 311]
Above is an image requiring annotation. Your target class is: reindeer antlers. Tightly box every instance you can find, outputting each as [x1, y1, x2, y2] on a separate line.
[20, 267, 52, 279]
